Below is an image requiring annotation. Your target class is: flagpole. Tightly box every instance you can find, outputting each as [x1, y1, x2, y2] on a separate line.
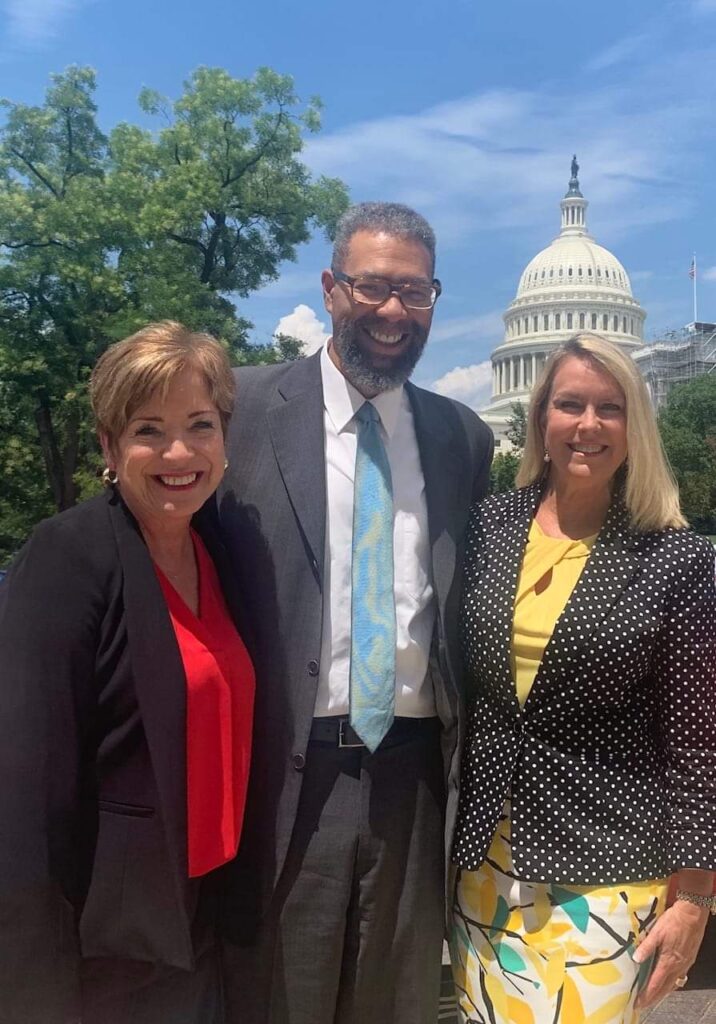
[693, 252, 698, 323]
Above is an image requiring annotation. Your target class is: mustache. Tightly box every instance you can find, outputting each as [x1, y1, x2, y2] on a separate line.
[332, 314, 429, 393]
[354, 317, 425, 339]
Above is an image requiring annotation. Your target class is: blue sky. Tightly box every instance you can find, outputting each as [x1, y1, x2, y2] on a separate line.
[2, 0, 715, 409]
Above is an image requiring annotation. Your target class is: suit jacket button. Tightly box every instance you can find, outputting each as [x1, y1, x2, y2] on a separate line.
[307, 660, 319, 676]
[293, 753, 306, 771]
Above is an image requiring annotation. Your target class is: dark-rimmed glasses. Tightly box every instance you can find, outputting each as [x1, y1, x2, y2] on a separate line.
[333, 270, 442, 310]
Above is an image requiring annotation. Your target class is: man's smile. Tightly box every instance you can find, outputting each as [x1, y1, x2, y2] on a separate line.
[358, 321, 413, 351]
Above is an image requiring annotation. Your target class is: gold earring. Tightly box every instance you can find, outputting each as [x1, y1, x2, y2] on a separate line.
[543, 450, 551, 463]
[102, 467, 118, 487]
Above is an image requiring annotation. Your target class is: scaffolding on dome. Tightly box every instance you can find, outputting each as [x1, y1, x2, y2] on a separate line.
[633, 322, 716, 408]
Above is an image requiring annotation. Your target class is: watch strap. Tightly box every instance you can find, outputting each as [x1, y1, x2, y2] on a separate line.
[675, 888, 716, 915]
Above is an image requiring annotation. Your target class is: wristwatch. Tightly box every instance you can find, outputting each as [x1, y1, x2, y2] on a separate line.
[675, 889, 716, 915]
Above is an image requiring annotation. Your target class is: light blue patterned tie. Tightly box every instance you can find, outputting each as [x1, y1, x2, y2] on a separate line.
[349, 402, 396, 752]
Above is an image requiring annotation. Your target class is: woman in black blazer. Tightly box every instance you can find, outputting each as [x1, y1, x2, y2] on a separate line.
[0, 323, 254, 1024]
[450, 333, 716, 1024]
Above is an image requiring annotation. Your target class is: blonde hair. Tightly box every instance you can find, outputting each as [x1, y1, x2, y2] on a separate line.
[90, 321, 235, 444]
[516, 332, 686, 530]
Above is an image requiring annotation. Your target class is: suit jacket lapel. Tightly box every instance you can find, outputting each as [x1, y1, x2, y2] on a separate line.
[192, 497, 254, 652]
[107, 492, 189, 892]
[407, 383, 466, 613]
[267, 353, 326, 582]
[525, 498, 640, 711]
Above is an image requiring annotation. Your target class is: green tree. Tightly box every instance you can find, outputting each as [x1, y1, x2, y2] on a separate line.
[505, 401, 527, 450]
[272, 332, 305, 361]
[0, 65, 348, 561]
[658, 373, 716, 534]
[488, 401, 526, 495]
[490, 451, 521, 494]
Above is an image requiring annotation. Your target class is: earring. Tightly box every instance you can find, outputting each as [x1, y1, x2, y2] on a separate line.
[543, 450, 551, 463]
[102, 467, 118, 487]
[224, 458, 229, 471]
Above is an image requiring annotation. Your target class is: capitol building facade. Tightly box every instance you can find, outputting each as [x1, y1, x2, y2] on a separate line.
[481, 160, 647, 449]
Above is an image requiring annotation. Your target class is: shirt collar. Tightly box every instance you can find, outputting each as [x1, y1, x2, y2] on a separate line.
[320, 341, 404, 439]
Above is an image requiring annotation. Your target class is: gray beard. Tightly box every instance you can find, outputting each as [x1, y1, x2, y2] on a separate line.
[332, 318, 428, 394]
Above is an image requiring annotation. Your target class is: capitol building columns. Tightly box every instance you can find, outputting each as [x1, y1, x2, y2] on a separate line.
[492, 348, 548, 399]
[479, 158, 646, 450]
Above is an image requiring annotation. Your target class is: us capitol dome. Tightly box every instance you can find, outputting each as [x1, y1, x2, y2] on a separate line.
[480, 158, 646, 449]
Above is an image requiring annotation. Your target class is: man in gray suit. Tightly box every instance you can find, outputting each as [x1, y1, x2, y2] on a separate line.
[219, 202, 493, 1024]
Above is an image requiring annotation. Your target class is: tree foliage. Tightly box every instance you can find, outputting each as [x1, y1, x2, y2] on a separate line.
[489, 451, 521, 494]
[272, 332, 305, 361]
[658, 374, 716, 534]
[0, 65, 348, 561]
[505, 401, 527, 451]
[488, 402, 526, 495]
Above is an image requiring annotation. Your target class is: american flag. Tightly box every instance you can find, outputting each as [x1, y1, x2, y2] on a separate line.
[689, 257, 696, 279]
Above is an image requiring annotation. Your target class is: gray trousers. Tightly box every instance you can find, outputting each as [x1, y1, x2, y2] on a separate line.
[222, 721, 446, 1024]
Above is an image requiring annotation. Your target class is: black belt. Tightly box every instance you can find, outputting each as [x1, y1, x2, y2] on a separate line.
[308, 715, 440, 750]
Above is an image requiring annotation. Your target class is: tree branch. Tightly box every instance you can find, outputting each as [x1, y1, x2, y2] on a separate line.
[166, 232, 208, 255]
[34, 397, 67, 509]
[9, 148, 60, 198]
[200, 213, 226, 284]
[61, 107, 74, 196]
[222, 107, 286, 189]
[1, 239, 76, 252]
[61, 402, 81, 504]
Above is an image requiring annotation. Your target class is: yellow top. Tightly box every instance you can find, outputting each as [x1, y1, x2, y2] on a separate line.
[511, 519, 597, 708]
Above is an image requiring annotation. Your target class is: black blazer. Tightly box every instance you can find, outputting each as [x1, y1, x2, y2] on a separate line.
[453, 483, 716, 884]
[0, 488, 244, 1023]
[217, 351, 493, 925]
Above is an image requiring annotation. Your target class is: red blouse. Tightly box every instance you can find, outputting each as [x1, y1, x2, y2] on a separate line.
[155, 532, 255, 878]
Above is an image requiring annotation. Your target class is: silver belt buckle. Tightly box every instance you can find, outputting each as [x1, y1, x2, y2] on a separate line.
[338, 719, 365, 749]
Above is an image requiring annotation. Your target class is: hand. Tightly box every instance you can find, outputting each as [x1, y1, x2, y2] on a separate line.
[633, 901, 708, 1009]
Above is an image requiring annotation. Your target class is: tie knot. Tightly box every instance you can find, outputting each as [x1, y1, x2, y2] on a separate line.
[356, 402, 380, 427]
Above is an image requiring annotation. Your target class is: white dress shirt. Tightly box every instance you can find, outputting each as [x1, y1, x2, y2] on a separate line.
[314, 343, 437, 718]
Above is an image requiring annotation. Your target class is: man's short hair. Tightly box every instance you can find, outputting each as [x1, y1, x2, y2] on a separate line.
[331, 202, 436, 275]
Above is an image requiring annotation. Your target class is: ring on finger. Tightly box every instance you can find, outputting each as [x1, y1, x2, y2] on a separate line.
[674, 976, 688, 989]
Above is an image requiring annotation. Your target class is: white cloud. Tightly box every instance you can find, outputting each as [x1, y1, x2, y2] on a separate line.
[3, 0, 85, 46]
[586, 33, 652, 72]
[702, 266, 716, 282]
[431, 361, 493, 412]
[304, 50, 715, 249]
[274, 304, 329, 355]
[431, 311, 503, 344]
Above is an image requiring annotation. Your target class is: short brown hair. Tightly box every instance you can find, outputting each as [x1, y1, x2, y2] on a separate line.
[90, 321, 235, 445]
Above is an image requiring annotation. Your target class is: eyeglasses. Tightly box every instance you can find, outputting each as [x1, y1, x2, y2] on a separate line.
[333, 270, 442, 310]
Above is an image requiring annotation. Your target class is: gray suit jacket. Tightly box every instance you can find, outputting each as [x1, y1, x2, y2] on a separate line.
[217, 351, 493, 927]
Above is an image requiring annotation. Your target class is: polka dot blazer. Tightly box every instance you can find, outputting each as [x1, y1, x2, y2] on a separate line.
[452, 482, 716, 884]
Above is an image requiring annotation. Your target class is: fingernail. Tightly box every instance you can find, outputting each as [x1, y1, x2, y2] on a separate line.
[633, 951, 644, 963]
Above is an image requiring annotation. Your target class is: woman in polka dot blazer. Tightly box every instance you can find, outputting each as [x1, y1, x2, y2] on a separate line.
[450, 333, 716, 1024]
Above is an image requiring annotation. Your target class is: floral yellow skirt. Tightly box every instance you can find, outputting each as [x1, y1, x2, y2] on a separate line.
[450, 813, 668, 1024]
